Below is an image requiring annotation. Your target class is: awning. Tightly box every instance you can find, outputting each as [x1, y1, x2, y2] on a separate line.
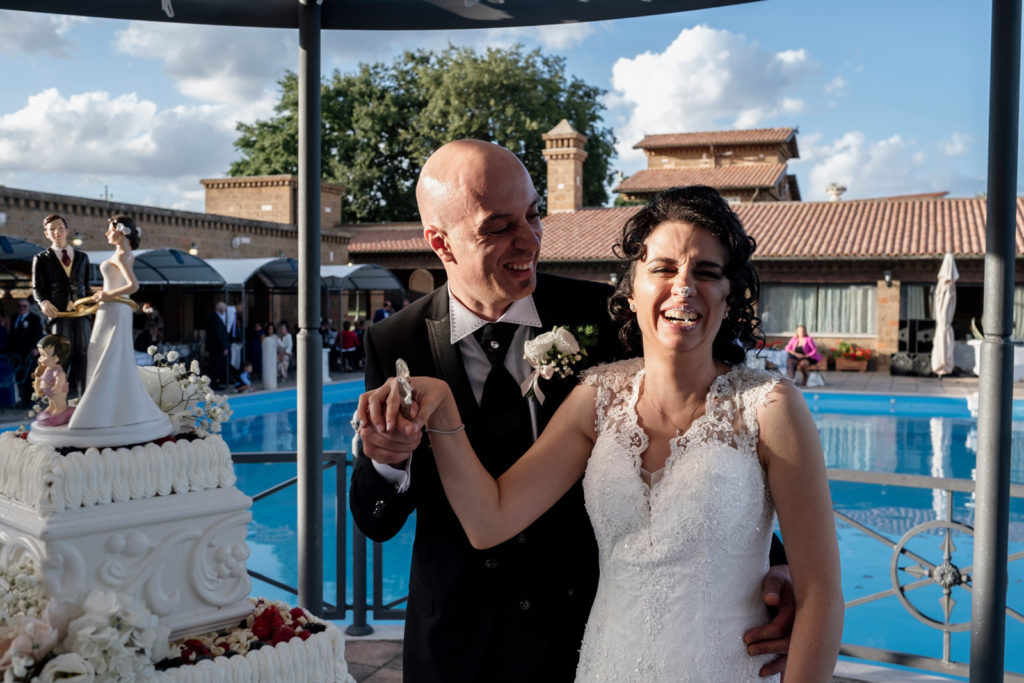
[0, 0, 758, 31]
[0, 236, 46, 262]
[205, 257, 299, 290]
[321, 264, 403, 291]
[0, 237, 45, 285]
[206, 258, 402, 291]
[87, 248, 226, 287]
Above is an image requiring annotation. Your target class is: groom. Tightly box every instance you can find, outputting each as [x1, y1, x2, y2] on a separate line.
[350, 140, 794, 681]
[32, 214, 90, 398]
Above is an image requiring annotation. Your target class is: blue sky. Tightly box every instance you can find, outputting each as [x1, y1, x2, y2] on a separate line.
[0, 1, 995, 214]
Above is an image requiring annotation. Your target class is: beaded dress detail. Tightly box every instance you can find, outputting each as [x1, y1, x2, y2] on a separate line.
[575, 358, 780, 682]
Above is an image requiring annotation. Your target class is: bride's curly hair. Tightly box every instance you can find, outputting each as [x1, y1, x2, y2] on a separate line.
[608, 186, 765, 364]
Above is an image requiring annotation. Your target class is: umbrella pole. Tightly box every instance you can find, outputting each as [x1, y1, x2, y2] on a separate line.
[971, 0, 1020, 679]
[296, 0, 324, 617]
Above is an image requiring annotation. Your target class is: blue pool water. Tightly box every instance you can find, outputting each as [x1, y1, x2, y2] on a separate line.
[221, 385, 1024, 678]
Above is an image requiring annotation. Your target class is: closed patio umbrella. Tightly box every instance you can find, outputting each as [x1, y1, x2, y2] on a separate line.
[930, 252, 959, 376]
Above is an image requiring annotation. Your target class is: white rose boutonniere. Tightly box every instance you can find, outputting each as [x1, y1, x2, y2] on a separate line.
[520, 324, 598, 404]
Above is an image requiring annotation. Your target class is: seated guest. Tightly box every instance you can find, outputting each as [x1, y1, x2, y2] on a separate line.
[785, 325, 822, 386]
[236, 361, 254, 393]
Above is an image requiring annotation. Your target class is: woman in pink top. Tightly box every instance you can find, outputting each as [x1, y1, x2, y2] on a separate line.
[785, 325, 821, 386]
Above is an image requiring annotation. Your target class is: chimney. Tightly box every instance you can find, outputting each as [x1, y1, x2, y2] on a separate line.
[542, 119, 588, 213]
[825, 182, 847, 202]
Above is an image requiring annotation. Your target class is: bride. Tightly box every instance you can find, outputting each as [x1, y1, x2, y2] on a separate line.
[63, 215, 172, 446]
[358, 187, 843, 682]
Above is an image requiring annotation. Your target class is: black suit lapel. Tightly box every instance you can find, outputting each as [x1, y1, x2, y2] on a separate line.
[424, 290, 481, 436]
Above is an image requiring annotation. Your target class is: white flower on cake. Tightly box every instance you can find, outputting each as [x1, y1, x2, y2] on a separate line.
[37, 653, 94, 682]
[64, 591, 166, 682]
[520, 325, 598, 404]
[137, 349, 233, 437]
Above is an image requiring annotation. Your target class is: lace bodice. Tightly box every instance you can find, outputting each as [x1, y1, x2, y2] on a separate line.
[575, 358, 781, 682]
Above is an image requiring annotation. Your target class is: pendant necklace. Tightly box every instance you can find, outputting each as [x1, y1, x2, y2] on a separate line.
[643, 379, 705, 439]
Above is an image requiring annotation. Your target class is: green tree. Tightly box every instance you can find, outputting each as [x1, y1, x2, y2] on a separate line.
[230, 45, 617, 223]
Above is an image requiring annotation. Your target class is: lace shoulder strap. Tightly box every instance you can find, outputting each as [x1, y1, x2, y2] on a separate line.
[725, 365, 783, 450]
[581, 358, 644, 434]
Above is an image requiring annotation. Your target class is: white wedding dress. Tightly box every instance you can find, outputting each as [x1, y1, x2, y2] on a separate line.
[575, 358, 781, 682]
[55, 258, 173, 447]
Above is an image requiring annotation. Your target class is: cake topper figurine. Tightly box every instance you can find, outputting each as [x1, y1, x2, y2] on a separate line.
[32, 214, 91, 399]
[32, 334, 75, 427]
[27, 215, 173, 448]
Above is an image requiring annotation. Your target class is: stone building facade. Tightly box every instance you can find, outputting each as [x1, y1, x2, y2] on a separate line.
[615, 127, 801, 203]
[0, 183, 350, 263]
[200, 175, 345, 236]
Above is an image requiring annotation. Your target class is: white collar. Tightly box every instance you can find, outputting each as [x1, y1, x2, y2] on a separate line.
[51, 245, 73, 258]
[448, 284, 542, 344]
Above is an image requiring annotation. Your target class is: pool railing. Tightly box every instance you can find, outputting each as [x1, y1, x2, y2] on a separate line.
[231, 448, 1024, 680]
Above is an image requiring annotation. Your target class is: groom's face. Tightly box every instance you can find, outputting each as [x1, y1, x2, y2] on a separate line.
[44, 219, 68, 250]
[428, 152, 542, 321]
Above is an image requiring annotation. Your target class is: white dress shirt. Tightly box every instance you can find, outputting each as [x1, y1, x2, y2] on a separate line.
[373, 287, 543, 490]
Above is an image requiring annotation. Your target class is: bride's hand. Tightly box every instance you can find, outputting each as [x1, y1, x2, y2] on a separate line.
[356, 376, 454, 436]
[92, 290, 113, 303]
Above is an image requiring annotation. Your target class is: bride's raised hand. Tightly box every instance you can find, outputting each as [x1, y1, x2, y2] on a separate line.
[356, 377, 454, 436]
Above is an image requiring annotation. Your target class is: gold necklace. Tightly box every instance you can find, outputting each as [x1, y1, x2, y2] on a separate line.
[643, 379, 705, 439]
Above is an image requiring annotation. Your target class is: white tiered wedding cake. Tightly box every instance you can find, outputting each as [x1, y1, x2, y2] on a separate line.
[0, 355, 353, 682]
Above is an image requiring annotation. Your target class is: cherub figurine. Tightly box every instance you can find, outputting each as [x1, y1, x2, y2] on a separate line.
[32, 334, 75, 427]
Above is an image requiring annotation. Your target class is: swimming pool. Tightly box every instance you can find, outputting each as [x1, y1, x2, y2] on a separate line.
[136, 384, 1024, 677]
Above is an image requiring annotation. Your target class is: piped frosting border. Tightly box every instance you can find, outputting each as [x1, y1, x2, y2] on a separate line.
[0, 432, 235, 513]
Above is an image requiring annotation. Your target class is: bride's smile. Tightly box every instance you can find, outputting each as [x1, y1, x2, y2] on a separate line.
[627, 219, 730, 356]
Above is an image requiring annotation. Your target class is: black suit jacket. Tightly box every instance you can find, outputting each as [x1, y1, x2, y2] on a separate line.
[7, 311, 43, 358]
[350, 273, 619, 682]
[32, 248, 89, 313]
[206, 313, 231, 356]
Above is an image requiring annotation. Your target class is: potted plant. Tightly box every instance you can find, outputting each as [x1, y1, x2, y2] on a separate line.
[832, 342, 872, 372]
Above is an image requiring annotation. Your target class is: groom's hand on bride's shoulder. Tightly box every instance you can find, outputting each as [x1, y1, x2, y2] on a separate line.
[742, 564, 794, 677]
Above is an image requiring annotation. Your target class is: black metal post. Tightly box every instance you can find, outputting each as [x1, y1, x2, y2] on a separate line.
[971, 1, 1021, 679]
[347, 525, 373, 635]
[296, 0, 324, 616]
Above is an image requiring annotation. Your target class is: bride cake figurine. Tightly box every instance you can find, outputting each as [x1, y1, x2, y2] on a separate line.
[28, 215, 173, 447]
[32, 334, 75, 427]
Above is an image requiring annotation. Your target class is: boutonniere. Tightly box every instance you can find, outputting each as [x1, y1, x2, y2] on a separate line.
[520, 324, 599, 404]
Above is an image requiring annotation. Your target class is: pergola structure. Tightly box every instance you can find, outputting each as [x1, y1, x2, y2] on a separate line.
[1, 2, 1019, 680]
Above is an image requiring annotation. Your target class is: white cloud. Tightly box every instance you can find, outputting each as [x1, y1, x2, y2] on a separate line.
[319, 22, 595, 74]
[0, 88, 244, 188]
[941, 132, 972, 157]
[114, 22, 292, 107]
[824, 75, 847, 96]
[488, 22, 597, 51]
[609, 25, 816, 161]
[794, 130, 983, 200]
[0, 11, 84, 56]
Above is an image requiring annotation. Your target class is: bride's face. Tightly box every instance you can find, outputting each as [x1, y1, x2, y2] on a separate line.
[105, 221, 123, 246]
[627, 220, 730, 358]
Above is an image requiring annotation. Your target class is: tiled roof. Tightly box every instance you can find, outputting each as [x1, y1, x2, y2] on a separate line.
[348, 197, 1016, 262]
[540, 197, 1014, 261]
[634, 128, 795, 150]
[615, 165, 788, 194]
[348, 223, 427, 254]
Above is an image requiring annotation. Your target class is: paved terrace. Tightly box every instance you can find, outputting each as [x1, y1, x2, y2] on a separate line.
[1, 369, 1016, 680]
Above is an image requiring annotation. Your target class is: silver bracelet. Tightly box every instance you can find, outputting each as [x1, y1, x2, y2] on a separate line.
[424, 423, 466, 435]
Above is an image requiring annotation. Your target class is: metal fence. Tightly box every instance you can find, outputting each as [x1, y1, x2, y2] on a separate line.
[233, 452, 1023, 679]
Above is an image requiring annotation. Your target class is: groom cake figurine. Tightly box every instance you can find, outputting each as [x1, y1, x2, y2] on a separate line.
[350, 140, 795, 681]
[32, 214, 90, 399]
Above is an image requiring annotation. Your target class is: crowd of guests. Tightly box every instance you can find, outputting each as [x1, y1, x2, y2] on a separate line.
[1, 293, 416, 406]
